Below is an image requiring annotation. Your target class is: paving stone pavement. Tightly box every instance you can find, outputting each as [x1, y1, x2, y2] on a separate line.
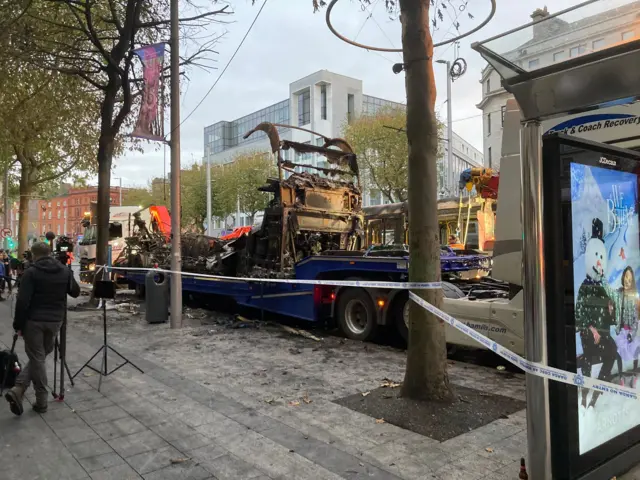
[0, 297, 639, 479]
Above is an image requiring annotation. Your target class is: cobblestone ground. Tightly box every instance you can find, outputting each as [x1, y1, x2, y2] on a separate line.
[0, 294, 638, 479]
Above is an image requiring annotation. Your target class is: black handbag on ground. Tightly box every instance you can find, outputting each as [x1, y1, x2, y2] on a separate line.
[0, 334, 21, 393]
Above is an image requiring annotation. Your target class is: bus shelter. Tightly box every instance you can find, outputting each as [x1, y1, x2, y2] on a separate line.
[472, 1, 640, 478]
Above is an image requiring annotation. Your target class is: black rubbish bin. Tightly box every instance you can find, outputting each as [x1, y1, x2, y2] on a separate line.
[145, 270, 169, 324]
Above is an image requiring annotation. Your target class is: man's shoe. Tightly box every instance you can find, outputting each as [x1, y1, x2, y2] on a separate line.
[32, 403, 47, 414]
[5, 386, 24, 416]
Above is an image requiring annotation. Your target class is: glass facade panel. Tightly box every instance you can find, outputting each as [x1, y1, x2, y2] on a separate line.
[362, 95, 405, 116]
[298, 90, 310, 126]
[320, 84, 327, 120]
[203, 100, 291, 158]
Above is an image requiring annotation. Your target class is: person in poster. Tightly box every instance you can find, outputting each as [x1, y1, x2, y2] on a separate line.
[613, 266, 640, 388]
[575, 218, 618, 410]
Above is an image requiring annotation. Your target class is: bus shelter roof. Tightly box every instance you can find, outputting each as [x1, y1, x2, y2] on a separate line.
[472, 0, 640, 121]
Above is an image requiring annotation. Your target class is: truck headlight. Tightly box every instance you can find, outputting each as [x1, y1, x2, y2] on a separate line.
[88, 263, 96, 271]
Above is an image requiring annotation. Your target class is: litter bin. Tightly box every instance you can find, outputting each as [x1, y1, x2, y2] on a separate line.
[145, 270, 169, 324]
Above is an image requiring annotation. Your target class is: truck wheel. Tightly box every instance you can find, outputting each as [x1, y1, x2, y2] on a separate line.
[394, 293, 409, 343]
[394, 282, 465, 343]
[337, 288, 377, 341]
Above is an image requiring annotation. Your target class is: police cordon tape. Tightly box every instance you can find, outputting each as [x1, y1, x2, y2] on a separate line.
[408, 292, 640, 402]
[97, 265, 639, 400]
[97, 265, 442, 290]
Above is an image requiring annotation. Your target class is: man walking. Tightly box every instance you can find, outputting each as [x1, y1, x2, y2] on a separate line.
[4, 242, 80, 415]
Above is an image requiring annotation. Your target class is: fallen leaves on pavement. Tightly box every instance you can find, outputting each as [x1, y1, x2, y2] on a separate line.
[375, 418, 385, 424]
[380, 378, 401, 388]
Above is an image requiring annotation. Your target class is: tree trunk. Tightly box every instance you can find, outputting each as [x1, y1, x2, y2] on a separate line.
[400, 0, 453, 402]
[93, 132, 115, 288]
[17, 165, 32, 255]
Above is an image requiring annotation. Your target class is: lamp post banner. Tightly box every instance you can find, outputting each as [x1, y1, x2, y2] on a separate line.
[132, 43, 165, 141]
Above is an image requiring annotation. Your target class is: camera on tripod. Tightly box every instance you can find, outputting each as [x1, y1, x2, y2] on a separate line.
[53, 235, 74, 265]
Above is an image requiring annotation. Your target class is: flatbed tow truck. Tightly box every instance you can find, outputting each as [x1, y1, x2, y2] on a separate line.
[120, 122, 492, 342]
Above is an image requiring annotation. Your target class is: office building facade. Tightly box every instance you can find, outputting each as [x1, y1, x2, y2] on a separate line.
[204, 70, 482, 229]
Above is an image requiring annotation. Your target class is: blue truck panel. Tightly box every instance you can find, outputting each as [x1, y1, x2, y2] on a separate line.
[125, 252, 487, 323]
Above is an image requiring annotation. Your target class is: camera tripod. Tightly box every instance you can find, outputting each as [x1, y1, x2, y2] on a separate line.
[52, 263, 75, 401]
[72, 278, 143, 392]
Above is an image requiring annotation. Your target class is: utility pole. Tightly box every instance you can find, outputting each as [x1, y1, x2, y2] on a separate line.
[3, 169, 8, 250]
[436, 59, 453, 195]
[114, 177, 122, 205]
[206, 157, 212, 236]
[169, 0, 182, 329]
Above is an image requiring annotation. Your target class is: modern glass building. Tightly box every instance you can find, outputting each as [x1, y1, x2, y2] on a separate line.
[204, 70, 482, 231]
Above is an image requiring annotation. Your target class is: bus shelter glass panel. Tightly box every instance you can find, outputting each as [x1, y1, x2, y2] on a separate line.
[476, 0, 640, 80]
[542, 134, 640, 479]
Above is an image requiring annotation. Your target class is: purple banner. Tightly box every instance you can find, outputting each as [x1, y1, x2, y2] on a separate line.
[132, 43, 165, 141]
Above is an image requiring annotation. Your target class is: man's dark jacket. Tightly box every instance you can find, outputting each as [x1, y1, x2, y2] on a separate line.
[13, 257, 81, 331]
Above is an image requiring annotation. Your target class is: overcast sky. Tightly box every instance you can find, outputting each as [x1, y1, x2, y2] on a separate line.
[109, 0, 607, 188]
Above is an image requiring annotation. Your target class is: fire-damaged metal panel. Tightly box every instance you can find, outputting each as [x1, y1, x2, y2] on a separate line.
[123, 123, 364, 278]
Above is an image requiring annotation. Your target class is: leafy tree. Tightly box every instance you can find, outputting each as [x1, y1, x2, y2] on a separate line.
[122, 187, 153, 208]
[10, 0, 230, 291]
[344, 107, 444, 203]
[312, 0, 484, 401]
[0, 55, 100, 253]
[181, 163, 207, 232]
[232, 152, 276, 223]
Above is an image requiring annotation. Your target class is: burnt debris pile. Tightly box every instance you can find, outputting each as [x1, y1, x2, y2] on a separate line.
[121, 123, 364, 278]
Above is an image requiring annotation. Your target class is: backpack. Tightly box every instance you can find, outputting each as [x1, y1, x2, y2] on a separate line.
[0, 334, 21, 393]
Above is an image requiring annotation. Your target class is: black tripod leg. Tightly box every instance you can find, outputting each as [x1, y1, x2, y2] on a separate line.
[52, 337, 59, 399]
[58, 322, 67, 400]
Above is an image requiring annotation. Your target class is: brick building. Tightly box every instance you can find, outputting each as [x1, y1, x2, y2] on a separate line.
[10, 186, 122, 240]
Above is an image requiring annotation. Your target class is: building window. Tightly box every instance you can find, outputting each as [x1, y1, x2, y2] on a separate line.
[592, 38, 605, 51]
[63, 201, 67, 206]
[48, 212, 51, 220]
[570, 44, 586, 58]
[347, 94, 355, 124]
[553, 51, 565, 62]
[320, 84, 327, 120]
[501, 105, 506, 127]
[487, 113, 491, 135]
[488, 147, 492, 168]
[56, 201, 60, 207]
[528, 58, 540, 69]
[48, 202, 51, 207]
[57, 210, 60, 219]
[622, 31, 635, 41]
[298, 89, 310, 126]
[486, 78, 490, 94]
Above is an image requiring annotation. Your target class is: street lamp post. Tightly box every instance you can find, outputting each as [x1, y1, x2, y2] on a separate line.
[114, 177, 122, 205]
[436, 59, 453, 196]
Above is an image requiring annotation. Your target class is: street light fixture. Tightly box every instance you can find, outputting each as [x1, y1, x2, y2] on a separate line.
[114, 177, 123, 205]
[436, 59, 453, 196]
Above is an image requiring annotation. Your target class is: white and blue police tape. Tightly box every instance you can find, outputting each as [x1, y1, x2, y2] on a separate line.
[408, 292, 640, 401]
[100, 266, 442, 290]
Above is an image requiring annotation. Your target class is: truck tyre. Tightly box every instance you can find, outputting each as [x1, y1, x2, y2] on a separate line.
[337, 288, 377, 341]
[394, 282, 466, 342]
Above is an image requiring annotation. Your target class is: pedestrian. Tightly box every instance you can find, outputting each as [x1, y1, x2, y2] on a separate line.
[0, 258, 5, 301]
[3, 251, 13, 294]
[4, 242, 80, 415]
[614, 266, 640, 388]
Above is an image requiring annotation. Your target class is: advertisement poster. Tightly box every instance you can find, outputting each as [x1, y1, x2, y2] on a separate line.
[132, 43, 165, 141]
[570, 162, 640, 454]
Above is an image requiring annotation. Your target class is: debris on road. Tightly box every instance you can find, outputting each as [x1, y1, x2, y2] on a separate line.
[288, 400, 300, 407]
[115, 303, 140, 315]
[375, 418, 385, 424]
[380, 378, 401, 388]
[281, 325, 322, 342]
[170, 458, 189, 464]
[302, 392, 312, 404]
[361, 391, 370, 397]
